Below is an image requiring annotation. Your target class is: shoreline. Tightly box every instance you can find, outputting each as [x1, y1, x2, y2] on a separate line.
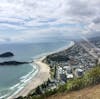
[8, 41, 75, 99]
[8, 56, 50, 99]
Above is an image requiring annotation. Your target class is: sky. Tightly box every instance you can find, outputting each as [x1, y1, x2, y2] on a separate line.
[0, 0, 100, 43]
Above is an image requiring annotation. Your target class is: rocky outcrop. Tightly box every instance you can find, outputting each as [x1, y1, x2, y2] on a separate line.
[0, 52, 14, 58]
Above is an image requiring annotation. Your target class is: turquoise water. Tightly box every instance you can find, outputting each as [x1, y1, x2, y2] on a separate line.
[0, 41, 70, 98]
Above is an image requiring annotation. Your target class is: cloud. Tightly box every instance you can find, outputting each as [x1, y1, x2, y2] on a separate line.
[67, 0, 95, 17]
[93, 17, 100, 24]
[0, 0, 100, 43]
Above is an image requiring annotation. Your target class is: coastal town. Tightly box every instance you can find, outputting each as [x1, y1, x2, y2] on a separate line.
[30, 37, 100, 96]
[1, 0, 100, 98]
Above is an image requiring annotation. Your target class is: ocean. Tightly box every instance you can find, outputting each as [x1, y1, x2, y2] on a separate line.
[0, 41, 70, 98]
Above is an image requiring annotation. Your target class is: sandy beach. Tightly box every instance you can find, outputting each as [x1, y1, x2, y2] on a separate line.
[8, 41, 75, 99]
[8, 56, 50, 99]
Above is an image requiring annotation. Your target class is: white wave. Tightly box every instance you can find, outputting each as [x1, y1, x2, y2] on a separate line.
[0, 94, 9, 99]
[20, 70, 34, 80]
[8, 86, 24, 99]
[20, 64, 37, 81]
[20, 67, 38, 83]
[7, 64, 39, 99]
[9, 83, 20, 90]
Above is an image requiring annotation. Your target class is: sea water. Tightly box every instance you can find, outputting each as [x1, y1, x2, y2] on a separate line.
[0, 41, 70, 98]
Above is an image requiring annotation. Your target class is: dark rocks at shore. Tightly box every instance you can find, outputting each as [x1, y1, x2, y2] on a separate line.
[0, 52, 14, 58]
[0, 61, 29, 66]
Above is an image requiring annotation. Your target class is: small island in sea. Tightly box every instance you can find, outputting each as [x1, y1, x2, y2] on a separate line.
[0, 52, 14, 58]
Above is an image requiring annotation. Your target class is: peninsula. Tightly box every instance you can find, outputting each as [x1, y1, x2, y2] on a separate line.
[0, 61, 28, 66]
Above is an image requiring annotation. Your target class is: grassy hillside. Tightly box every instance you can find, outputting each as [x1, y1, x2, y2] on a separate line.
[48, 84, 100, 99]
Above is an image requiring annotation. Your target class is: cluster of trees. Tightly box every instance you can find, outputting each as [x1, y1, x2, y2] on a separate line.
[46, 54, 70, 62]
[16, 65, 100, 99]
